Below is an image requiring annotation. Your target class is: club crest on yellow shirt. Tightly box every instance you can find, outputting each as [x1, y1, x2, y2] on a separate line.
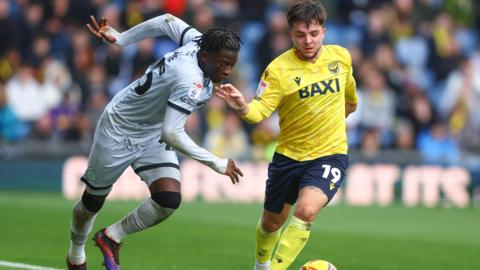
[328, 61, 339, 75]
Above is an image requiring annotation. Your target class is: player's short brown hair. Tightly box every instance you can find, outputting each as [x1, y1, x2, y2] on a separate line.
[287, 0, 327, 28]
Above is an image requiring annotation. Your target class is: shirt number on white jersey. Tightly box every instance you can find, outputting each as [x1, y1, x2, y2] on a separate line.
[322, 164, 342, 183]
[134, 58, 166, 95]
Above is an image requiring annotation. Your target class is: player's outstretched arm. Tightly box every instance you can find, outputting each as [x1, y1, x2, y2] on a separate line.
[86, 15, 118, 43]
[162, 106, 243, 184]
[89, 14, 198, 47]
[215, 84, 249, 116]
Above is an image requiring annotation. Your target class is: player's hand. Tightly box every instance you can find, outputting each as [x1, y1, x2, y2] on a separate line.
[224, 159, 244, 184]
[215, 84, 249, 116]
[86, 15, 117, 43]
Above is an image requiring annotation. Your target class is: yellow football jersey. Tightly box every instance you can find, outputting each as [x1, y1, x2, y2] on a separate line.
[242, 45, 357, 161]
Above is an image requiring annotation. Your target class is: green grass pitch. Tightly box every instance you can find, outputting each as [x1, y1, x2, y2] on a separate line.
[0, 192, 478, 270]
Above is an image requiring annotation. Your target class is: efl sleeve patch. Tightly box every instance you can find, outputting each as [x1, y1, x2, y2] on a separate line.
[188, 82, 203, 99]
[256, 80, 269, 97]
[169, 82, 203, 113]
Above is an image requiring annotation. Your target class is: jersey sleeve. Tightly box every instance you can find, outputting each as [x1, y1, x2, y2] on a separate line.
[344, 49, 358, 105]
[167, 77, 205, 114]
[111, 14, 202, 47]
[242, 68, 283, 124]
[162, 106, 228, 174]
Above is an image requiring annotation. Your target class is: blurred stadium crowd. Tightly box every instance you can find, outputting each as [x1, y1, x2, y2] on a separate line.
[0, 0, 479, 176]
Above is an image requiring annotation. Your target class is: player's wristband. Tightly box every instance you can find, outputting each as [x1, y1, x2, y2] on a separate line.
[212, 158, 228, 174]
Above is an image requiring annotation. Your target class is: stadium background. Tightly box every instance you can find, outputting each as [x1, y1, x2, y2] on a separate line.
[0, 0, 479, 269]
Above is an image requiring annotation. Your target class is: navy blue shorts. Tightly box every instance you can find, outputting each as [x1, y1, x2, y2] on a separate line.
[264, 152, 349, 214]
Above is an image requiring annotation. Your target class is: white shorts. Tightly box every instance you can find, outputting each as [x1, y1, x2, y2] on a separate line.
[81, 123, 180, 195]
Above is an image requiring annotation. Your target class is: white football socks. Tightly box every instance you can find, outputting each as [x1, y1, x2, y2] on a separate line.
[68, 200, 97, 265]
[106, 198, 175, 243]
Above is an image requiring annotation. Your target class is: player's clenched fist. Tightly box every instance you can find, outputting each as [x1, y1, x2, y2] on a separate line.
[224, 159, 244, 184]
[86, 15, 116, 43]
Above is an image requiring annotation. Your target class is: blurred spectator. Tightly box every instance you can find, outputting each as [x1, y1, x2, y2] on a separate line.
[360, 127, 381, 158]
[211, 0, 241, 31]
[0, 50, 18, 83]
[335, 0, 383, 26]
[188, 2, 215, 33]
[85, 90, 107, 130]
[27, 33, 50, 66]
[184, 111, 206, 145]
[417, 122, 460, 166]
[100, 2, 122, 29]
[250, 120, 278, 162]
[87, 64, 107, 95]
[142, 0, 165, 20]
[204, 110, 250, 160]
[70, 31, 95, 106]
[476, 1, 480, 38]
[71, 112, 93, 142]
[0, 83, 28, 142]
[398, 87, 436, 139]
[386, 0, 416, 42]
[255, 8, 290, 77]
[411, 0, 441, 26]
[394, 35, 431, 92]
[443, 0, 475, 27]
[132, 39, 156, 79]
[42, 56, 73, 93]
[394, 119, 415, 150]
[357, 68, 396, 146]
[17, 2, 45, 57]
[238, 0, 268, 22]
[0, 0, 17, 57]
[6, 61, 61, 122]
[102, 44, 124, 97]
[32, 113, 52, 141]
[440, 56, 480, 121]
[0, 0, 478, 180]
[49, 91, 79, 141]
[163, 0, 187, 17]
[427, 12, 463, 81]
[121, 0, 144, 29]
[441, 56, 480, 156]
[204, 95, 226, 131]
[44, 16, 72, 62]
[360, 8, 390, 57]
[373, 43, 404, 93]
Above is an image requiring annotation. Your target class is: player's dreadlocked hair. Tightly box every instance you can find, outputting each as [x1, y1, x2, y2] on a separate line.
[194, 27, 241, 53]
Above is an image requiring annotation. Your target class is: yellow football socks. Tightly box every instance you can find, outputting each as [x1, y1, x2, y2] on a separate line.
[271, 216, 312, 270]
[255, 220, 281, 264]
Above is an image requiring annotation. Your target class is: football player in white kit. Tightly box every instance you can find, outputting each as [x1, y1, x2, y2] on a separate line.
[66, 14, 244, 270]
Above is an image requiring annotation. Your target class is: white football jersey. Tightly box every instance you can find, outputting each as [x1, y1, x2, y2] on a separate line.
[91, 14, 229, 174]
[100, 27, 210, 144]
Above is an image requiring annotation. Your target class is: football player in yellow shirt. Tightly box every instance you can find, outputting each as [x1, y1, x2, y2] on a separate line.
[215, 1, 358, 269]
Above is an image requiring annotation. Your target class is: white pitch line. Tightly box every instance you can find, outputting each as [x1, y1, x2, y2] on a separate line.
[0, 260, 63, 270]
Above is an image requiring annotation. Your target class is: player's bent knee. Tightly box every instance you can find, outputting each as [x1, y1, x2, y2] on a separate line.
[294, 207, 318, 222]
[81, 192, 106, 213]
[151, 191, 181, 209]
